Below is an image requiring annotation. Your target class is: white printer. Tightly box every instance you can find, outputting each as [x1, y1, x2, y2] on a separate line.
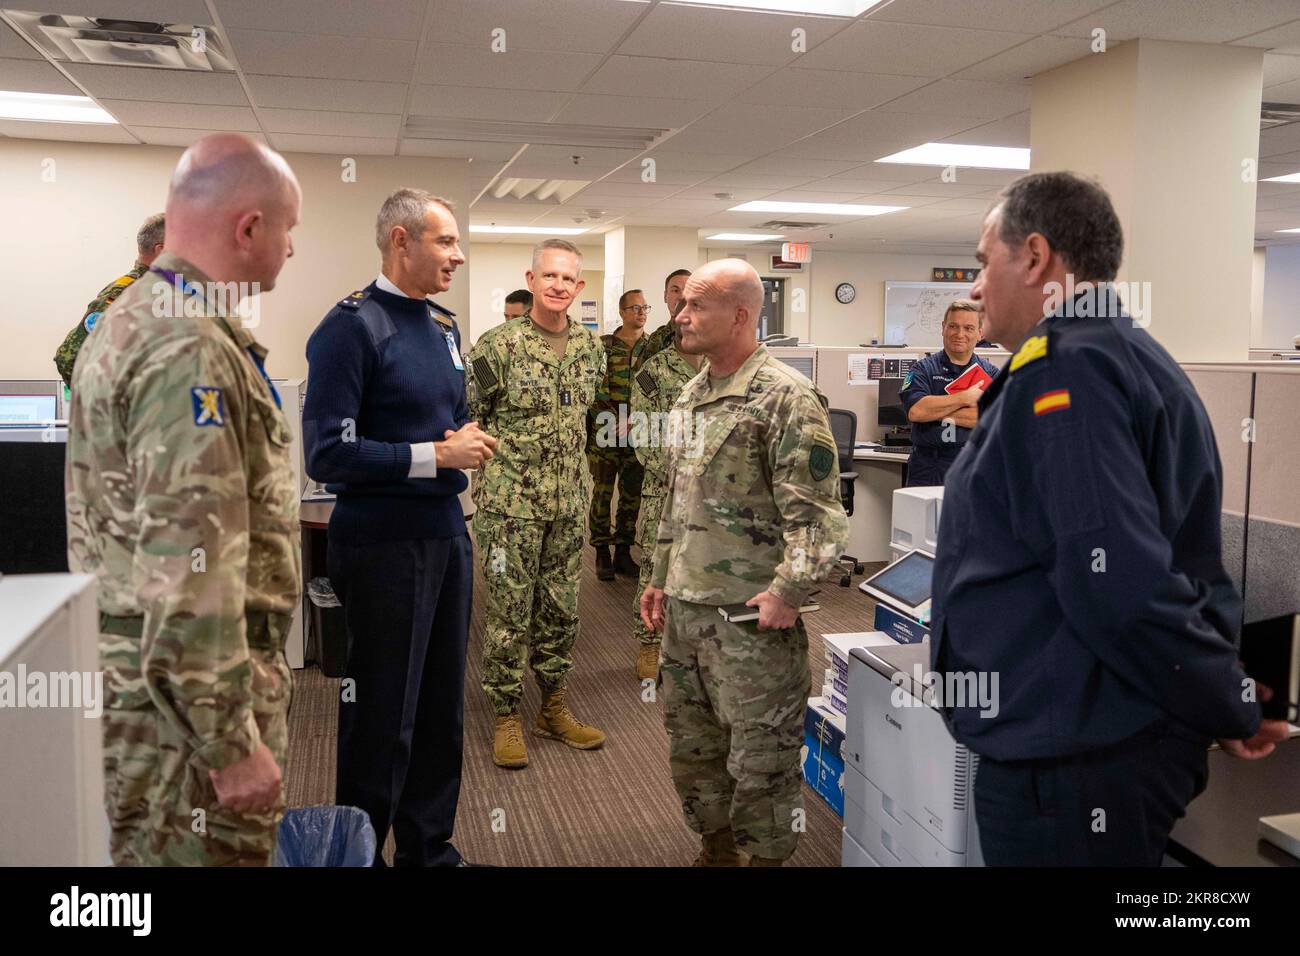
[889, 486, 942, 563]
[841, 637, 983, 866]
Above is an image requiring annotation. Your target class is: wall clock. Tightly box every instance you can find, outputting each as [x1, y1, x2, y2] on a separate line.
[835, 282, 856, 304]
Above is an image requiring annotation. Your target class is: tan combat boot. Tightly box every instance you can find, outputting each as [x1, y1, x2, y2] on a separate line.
[693, 828, 744, 867]
[534, 688, 606, 750]
[636, 642, 660, 680]
[493, 713, 528, 769]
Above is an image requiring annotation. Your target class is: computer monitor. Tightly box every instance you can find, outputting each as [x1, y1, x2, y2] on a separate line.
[0, 393, 57, 425]
[877, 377, 910, 429]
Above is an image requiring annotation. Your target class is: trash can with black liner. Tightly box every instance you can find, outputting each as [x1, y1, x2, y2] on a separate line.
[306, 577, 348, 678]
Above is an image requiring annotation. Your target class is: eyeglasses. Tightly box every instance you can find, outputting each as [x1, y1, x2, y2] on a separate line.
[623, 305, 652, 315]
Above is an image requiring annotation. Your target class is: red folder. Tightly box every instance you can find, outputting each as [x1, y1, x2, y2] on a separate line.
[944, 363, 993, 395]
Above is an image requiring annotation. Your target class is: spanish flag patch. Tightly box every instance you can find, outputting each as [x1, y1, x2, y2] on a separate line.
[1033, 389, 1071, 416]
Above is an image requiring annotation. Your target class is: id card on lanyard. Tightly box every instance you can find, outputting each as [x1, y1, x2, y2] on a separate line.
[442, 324, 464, 371]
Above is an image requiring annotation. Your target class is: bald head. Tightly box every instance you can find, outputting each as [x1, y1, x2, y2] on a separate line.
[675, 258, 765, 373]
[164, 133, 301, 290]
[691, 259, 763, 324]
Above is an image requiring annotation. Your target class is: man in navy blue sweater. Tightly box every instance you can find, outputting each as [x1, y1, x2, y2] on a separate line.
[304, 188, 495, 866]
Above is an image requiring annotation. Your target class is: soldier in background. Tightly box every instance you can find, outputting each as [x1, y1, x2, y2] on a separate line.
[66, 133, 302, 865]
[53, 212, 165, 387]
[628, 296, 701, 679]
[503, 288, 532, 322]
[467, 238, 608, 770]
[637, 267, 691, 368]
[641, 259, 848, 867]
[587, 288, 649, 581]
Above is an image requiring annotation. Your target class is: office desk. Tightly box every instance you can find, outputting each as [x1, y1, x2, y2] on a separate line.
[1166, 733, 1300, 867]
[845, 448, 908, 562]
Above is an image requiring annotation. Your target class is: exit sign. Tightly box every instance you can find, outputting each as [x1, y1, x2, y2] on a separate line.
[781, 242, 811, 263]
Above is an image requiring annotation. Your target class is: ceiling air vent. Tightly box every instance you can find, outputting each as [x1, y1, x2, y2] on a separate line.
[757, 219, 830, 231]
[1261, 102, 1300, 130]
[1, 9, 234, 70]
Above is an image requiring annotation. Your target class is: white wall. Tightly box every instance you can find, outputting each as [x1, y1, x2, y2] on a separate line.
[1261, 244, 1300, 349]
[465, 242, 603, 346]
[0, 138, 472, 381]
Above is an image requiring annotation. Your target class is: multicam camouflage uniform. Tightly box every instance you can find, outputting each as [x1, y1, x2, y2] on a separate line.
[466, 314, 605, 716]
[586, 330, 647, 548]
[649, 344, 849, 860]
[65, 251, 301, 866]
[53, 261, 148, 387]
[630, 343, 701, 647]
[636, 321, 676, 370]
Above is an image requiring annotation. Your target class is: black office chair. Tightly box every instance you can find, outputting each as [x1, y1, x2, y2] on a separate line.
[826, 408, 865, 586]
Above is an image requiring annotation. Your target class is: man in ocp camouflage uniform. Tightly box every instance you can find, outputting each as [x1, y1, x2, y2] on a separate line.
[65, 133, 302, 866]
[586, 288, 649, 581]
[641, 259, 848, 867]
[467, 238, 609, 769]
[629, 300, 702, 680]
[53, 212, 165, 387]
[635, 267, 692, 370]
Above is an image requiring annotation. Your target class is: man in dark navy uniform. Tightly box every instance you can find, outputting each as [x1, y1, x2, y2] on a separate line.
[304, 188, 496, 865]
[932, 172, 1288, 867]
[899, 299, 998, 487]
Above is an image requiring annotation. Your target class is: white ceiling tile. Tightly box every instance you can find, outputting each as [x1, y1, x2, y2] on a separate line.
[616, 3, 843, 65]
[728, 155, 861, 178]
[270, 132, 396, 155]
[874, 180, 992, 198]
[643, 150, 754, 173]
[1053, 1, 1300, 43]
[213, 0, 427, 39]
[416, 42, 602, 90]
[952, 35, 1094, 83]
[0, 117, 137, 142]
[775, 109, 980, 160]
[940, 110, 1030, 147]
[259, 108, 401, 137]
[408, 84, 571, 120]
[127, 124, 268, 146]
[426, 0, 650, 54]
[0, 57, 80, 94]
[799, 21, 1032, 77]
[516, 144, 639, 169]
[225, 29, 416, 83]
[1232, 17, 1300, 53]
[244, 74, 407, 113]
[574, 181, 683, 200]
[919, 196, 1001, 214]
[98, 99, 259, 130]
[881, 79, 1029, 119]
[664, 124, 800, 154]
[99, 99, 258, 130]
[873, 0, 1111, 33]
[736, 68, 930, 109]
[601, 161, 710, 185]
[552, 93, 710, 129]
[807, 173, 916, 191]
[401, 139, 522, 161]
[580, 55, 769, 101]
[705, 102, 858, 136]
[703, 172, 819, 190]
[1263, 53, 1300, 87]
[40, 1, 214, 21]
[1259, 123, 1300, 158]
[753, 186, 878, 202]
[65, 63, 248, 105]
[671, 184, 770, 200]
[1263, 79, 1300, 103]
[0, 20, 40, 59]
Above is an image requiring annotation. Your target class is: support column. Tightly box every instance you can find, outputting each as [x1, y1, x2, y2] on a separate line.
[1031, 39, 1263, 361]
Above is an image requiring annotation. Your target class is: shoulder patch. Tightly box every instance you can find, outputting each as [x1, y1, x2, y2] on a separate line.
[1009, 334, 1048, 373]
[339, 290, 369, 309]
[113, 274, 135, 287]
[1033, 389, 1071, 416]
[471, 355, 499, 391]
[809, 443, 836, 482]
[191, 386, 226, 427]
[635, 368, 657, 396]
[84, 310, 102, 333]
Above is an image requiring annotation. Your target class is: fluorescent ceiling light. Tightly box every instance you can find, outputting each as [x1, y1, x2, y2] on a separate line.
[0, 90, 116, 124]
[729, 200, 906, 216]
[470, 225, 588, 236]
[706, 232, 785, 241]
[665, 0, 887, 15]
[1277, 227, 1300, 233]
[876, 143, 1030, 170]
[1263, 172, 1300, 183]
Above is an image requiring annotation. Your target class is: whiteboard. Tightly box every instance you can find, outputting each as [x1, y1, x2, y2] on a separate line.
[884, 281, 974, 348]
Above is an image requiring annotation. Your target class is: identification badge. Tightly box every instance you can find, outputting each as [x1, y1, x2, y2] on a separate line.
[445, 331, 464, 370]
[560, 389, 571, 406]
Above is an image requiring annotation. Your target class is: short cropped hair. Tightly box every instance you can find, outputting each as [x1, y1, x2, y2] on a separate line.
[505, 289, 532, 307]
[619, 289, 644, 310]
[995, 172, 1123, 283]
[531, 238, 583, 272]
[136, 213, 165, 255]
[944, 299, 981, 324]
[376, 187, 455, 252]
[664, 268, 691, 288]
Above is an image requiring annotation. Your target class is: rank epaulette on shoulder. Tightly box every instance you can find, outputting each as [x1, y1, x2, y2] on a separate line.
[636, 368, 657, 396]
[339, 290, 369, 309]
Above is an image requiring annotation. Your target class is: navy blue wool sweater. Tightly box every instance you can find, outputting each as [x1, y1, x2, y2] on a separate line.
[303, 283, 469, 544]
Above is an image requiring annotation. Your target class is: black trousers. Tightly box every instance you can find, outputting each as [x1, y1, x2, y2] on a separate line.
[904, 448, 958, 487]
[328, 533, 473, 867]
[974, 719, 1210, 866]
